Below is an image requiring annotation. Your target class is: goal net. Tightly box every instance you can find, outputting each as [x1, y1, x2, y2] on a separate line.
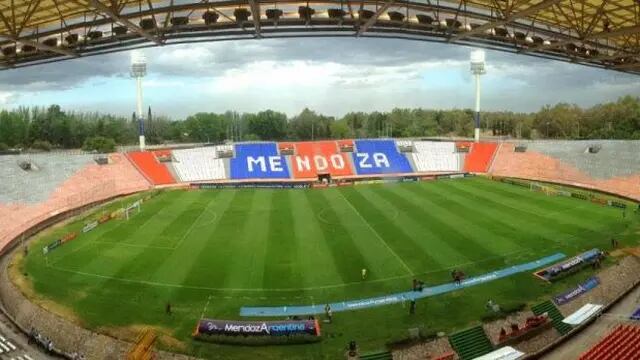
[125, 200, 142, 220]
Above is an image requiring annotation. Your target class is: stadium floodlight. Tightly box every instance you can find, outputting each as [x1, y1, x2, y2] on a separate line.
[470, 49, 486, 143]
[130, 51, 147, 151]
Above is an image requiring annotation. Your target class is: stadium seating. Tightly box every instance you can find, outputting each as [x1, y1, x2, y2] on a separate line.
[230, 142, 291, 179]
[531, 300, 573, 335]
[411, 141, 464, 172]
[172, 147, 227, 182]
[0, 153, 95, 204]
[352, 140, 413, 175]
[448, 325, 493, 360]
[291, 141, 353, 178]
[463, 142, 498, 173]
[127, 151, 176, 185]
[0, 153, 150, 251]
[490, 141, 640, 201]
[578, 325, 640, 360]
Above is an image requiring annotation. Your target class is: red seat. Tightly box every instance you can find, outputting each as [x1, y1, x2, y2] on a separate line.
[580, 325, 640, 360]
[290, 141, 353, 179]
[127, 151, 176, 185]
[463, 142, 498, 173]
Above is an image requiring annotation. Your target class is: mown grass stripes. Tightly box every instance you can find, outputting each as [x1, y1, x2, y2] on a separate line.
[21, 178, 638, 360]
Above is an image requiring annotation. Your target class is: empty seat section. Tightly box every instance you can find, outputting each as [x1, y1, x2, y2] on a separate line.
[172, 147, 227, 182]
[579, 325, 640, 360]
[127, 151, 176, 185]
[464, 142, 498, 173]
[490, 142, 640, 201]
[0, 153, 94, 204]
[412, 141, 462, 172]
[291, 141, 353, 178]
[230, 143, 291, 179]
[352, 140, 413, 175]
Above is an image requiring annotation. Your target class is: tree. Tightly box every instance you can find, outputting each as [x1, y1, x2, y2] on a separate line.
[247, 110, 288, 140]
[83, 136, 116, 153]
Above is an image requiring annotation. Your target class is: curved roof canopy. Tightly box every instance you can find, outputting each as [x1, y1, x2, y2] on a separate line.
[1, 0, 640, 73]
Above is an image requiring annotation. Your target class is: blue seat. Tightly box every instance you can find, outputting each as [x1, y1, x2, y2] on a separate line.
[352, 140, 413, 175]
[230, 143, 291, 179]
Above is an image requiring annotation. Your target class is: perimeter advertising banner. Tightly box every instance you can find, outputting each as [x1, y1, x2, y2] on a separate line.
[535, 248, 603, 281]
[194, 319, 320, 337]
[553, 276, 600, 305]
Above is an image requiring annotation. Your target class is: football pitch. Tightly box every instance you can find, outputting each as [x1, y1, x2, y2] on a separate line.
[19, 177, 638, 359]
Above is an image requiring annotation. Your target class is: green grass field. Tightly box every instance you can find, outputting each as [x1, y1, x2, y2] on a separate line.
[19, 177, 639, 359]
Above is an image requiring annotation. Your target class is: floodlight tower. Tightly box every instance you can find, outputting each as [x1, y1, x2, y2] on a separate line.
[470, 49, 486, 143]
[130, 51, 147, 151]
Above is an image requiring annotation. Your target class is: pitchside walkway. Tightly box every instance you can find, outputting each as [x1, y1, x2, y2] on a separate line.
[240, 253, 565, 317]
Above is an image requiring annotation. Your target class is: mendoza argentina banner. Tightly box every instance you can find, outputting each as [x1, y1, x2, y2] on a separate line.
[194, 319, 320, 337]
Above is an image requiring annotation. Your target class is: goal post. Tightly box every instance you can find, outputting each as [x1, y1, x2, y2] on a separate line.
[125, 200, 142, 220]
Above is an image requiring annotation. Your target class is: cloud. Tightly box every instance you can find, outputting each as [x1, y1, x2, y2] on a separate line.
[0, 37, 638, 117]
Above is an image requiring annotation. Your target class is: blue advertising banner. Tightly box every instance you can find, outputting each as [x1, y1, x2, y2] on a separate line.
[194, 319, 320, 337]
[537, 249, 603, 281]
[553, 276, 600, 305]
[241, 252, 565, 317]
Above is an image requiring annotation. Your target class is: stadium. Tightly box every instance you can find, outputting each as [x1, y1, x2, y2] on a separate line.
[0, 1, 640, 360]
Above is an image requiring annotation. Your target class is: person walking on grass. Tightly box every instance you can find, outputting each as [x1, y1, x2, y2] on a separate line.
[165, 302, 172, 315]
[361, 268, 367, 280]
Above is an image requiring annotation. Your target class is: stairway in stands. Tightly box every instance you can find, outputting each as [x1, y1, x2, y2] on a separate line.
[448, 325, 493, 360]
[531, 300, 573, 335]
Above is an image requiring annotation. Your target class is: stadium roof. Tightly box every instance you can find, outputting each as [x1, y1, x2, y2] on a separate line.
[2, 0, 640, 73]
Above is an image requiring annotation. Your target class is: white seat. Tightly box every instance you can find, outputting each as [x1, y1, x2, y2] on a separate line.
[412, 141, 462, 172]
[172, 147, 227, 182]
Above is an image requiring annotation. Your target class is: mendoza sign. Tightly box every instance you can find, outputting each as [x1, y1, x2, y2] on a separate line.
[194, 319, 320, 337]
[553, 276, 600, 305]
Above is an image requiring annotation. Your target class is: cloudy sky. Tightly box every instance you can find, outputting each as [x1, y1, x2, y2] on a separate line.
[1, 37, 639, 119]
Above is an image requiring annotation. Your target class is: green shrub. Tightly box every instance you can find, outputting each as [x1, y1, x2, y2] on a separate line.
[31, 140, 52, 151]
[480, 303, 526, 323]
[82, 136, 116, 153]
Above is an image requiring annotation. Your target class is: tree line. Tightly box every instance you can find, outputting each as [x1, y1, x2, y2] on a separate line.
[1, 96, 639, 152]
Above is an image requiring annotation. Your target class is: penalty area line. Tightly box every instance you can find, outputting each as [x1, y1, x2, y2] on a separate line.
[337, 190, 414, 276]
[172, 199, 219, 250]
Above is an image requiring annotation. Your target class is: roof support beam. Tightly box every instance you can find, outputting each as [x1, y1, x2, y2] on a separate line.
[356, 0, 393, 36]
[0, 34, 77, 56]
[450, 0, 562, 42]
[85, 0, 162, 45]
[612, 61, 640, 70]
[247, 0, 261, 37]
[522, 24, 640, 55]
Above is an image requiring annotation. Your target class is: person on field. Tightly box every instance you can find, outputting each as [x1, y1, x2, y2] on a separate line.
[361, 268, 367, 280]
[165, 302, 172, 315]
[325, 304, 332, 323]
[409, 299, 416, 315]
